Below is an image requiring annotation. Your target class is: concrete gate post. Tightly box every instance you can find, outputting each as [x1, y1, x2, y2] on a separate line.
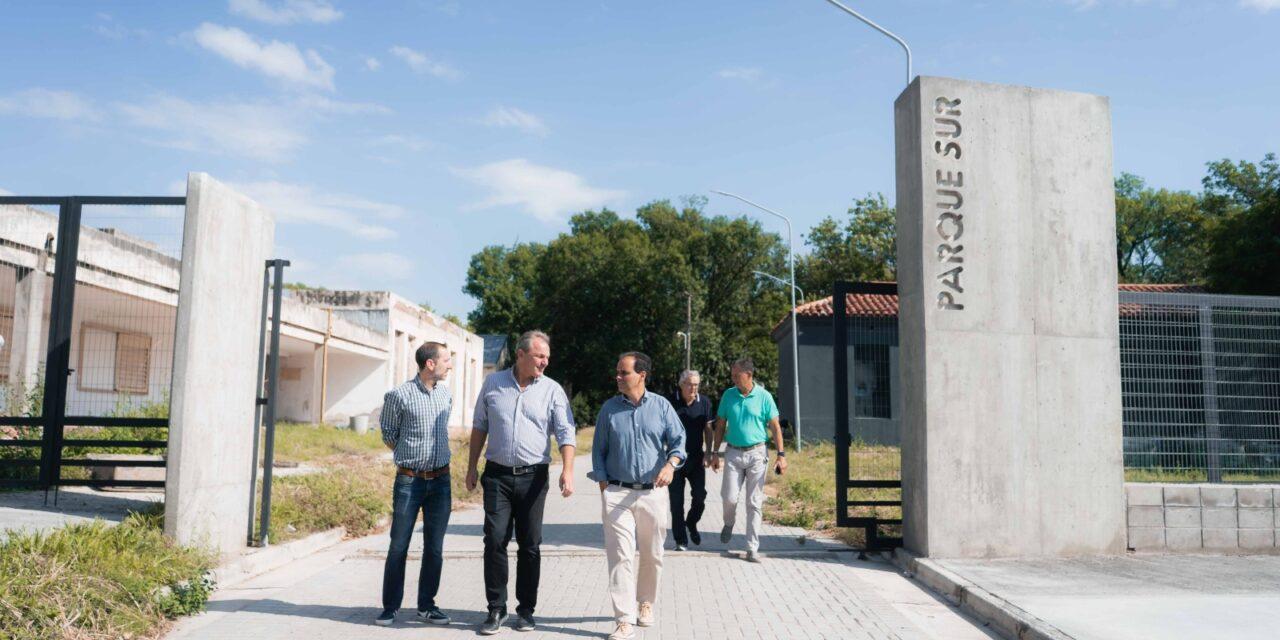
[164, 173, 275, 555]
[895, 77, 1126, 558]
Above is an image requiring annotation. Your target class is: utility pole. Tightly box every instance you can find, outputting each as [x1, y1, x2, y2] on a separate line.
[685, 292, 692, 371]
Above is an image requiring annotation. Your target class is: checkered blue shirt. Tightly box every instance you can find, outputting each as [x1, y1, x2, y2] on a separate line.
[381, 376, 453, 471]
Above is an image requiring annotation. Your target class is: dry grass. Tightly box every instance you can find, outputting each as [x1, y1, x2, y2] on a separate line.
[762, 442, 901, 548]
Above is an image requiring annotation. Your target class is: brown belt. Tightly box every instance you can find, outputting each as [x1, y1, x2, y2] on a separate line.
[397, 464, 450, 479]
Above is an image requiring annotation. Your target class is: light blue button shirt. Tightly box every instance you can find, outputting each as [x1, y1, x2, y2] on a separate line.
[590, 391, 687, 485]
[472, 368, 576, 466]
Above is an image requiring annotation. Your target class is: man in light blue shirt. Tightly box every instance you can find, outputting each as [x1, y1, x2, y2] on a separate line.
[466, 330, 576, 634]
[591, 351, 685, 640]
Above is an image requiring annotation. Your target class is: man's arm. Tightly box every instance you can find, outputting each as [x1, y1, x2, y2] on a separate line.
[380, 392, 402, 451]
[711, 417, 727, 471]
[769, 417, 787, 474]
[552, 388, 577, 497]
[591, 407, 610, 491]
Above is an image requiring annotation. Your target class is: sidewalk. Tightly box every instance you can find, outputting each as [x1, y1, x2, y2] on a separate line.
[167, 458, 996, 640]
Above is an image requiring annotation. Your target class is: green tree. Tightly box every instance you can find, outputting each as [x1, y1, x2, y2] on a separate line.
[795, 194, 896, 299]
[1113, 173, 1206, 284]
[462, 199, 789, 415]
[1201, 154, 1280, 295]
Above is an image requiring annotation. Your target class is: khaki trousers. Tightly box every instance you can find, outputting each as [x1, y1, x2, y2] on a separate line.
[601, 484, 668, 624]
[722, 445, 768, 553]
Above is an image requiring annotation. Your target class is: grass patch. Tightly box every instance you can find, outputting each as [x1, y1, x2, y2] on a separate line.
[271, 422, 386, 465]
[260, 433, 484, 543]
[551, 427, 594, 463]
[762, 442, 901, 548]
[0, 505, 214, 640]
[1125, 468, 1280, 483]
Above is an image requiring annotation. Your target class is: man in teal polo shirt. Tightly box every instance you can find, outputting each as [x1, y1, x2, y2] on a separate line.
[710, 357, 787, 562]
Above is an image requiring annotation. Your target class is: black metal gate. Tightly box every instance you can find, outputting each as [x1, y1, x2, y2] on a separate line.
[0, 195, 184, 491]
[833, 280, 903, 550]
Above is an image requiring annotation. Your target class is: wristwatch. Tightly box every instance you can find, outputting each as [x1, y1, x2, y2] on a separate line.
[776, 451, 786, 457]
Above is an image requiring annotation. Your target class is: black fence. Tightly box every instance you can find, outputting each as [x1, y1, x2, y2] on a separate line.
[0, 196, 184, 491]
[1120, 291, 1280, 482]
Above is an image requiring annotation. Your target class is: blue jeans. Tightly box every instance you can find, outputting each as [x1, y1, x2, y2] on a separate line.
[381, 473, 451, 612]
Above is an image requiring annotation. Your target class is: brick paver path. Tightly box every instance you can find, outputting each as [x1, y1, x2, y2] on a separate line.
[168, 459, 995, 640]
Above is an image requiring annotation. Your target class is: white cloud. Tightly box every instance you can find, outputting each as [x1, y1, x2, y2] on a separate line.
[456, 159, 625, 223]
[295, 94, 391, 115]
[0, 88, 100, 121]
[231, 180, 402, 240]
[371, 134, 431, 152]
[0, 187, 13, 196]
[229, 0, 342, 24]
[364, 56, 381, 71]
[480, 106, 548, 137]
[718, 67, 763, 82]
[1241, 0, 1280, 11]
[116, 95, 307, 162]
[91, 13, 150, 40]
[193, 23, 335, 91]
[389, 46, 460, 79]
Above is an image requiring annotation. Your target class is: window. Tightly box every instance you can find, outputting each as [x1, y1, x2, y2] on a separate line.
[78, 325, 151, 394]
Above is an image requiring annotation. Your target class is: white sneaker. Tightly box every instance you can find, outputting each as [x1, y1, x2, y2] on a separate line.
[746, 550, 762, 563]
[609, 621, 635, 639]
[637, 602, 654, 627]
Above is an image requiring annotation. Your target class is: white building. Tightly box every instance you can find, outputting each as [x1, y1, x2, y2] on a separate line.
[0, 203, 484, 429]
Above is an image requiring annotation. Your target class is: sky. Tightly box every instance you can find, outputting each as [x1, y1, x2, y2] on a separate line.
[1, 1, 1277, 318]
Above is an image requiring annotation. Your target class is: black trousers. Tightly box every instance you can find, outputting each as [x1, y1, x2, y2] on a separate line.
[669, 454, 706, 545]
[481, 464, 549, 615]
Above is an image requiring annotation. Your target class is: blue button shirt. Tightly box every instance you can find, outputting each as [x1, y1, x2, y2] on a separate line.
[590, 391, 687, 485]
[472, 368, 576, 467]
[381, 377, 453, 470]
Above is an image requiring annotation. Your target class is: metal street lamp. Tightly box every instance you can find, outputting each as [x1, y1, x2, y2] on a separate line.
[753, 270, 806, 304]
[711, 189, 804, 452]
[821, 0, 913, 87]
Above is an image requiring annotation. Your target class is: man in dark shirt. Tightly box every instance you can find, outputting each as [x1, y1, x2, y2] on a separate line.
[668, 369, 714, 550]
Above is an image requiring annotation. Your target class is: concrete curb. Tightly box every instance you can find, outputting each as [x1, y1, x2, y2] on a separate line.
[892, 549, 1075, 640]
[212, 527, 347, 589]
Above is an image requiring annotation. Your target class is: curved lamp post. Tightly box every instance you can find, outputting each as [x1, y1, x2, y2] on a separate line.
[753, 270, 805, 304]
[711, 189, 803, 452]
[821, 0, 913, 86]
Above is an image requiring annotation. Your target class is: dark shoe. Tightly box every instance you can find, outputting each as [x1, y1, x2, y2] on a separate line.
[417, 606, 450, 625]
[720, 524, 733, 544]
[480, 609, 508, 635]
[514, 613, 536, 632]
[688, 525, 702, 545]
[374, 609, 396, 626]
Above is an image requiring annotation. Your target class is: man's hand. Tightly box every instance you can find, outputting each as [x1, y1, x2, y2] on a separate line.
[711, 454, 722, 472]
[465, 467, 478, 492]
[598, 481, 608, 491]
[775, 455, 788, 476]
[654, 461, 675, 488]
[703, 456, 712, 469]
[559, 468, 574, 497]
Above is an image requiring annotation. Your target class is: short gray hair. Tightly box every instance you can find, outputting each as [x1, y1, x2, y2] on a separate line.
[678, 369, 701, 384]
[516, 330, 550, 353]
[731, 357, 755, 375]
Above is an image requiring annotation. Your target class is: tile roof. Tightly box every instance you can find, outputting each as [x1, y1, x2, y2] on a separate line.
[774, 282, 1206, 333]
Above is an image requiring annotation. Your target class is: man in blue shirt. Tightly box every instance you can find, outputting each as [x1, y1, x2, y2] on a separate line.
[466, 330, 576, 635]
[591, 352, 686, 640]
[376, 342, 454, 627]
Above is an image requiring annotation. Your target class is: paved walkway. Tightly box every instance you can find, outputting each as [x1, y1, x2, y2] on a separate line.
[0, 486, 163, 537]
[168, 458, 995, 640]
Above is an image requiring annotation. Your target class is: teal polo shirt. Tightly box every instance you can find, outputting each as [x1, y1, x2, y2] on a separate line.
[716, 384, 779, 447]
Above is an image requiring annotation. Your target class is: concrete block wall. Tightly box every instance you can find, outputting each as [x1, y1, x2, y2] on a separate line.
[1126, 483, 1279, 552]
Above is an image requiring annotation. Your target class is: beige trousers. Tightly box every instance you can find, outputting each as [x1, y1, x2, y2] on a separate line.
[601, 484, 668, 624]
[722, 445, 768, 553]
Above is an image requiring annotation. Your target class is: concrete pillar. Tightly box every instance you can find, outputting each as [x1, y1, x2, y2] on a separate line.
[165, 173, 275, 555]
[8, 252, 48, 390]
[894, 77, 1126, 558]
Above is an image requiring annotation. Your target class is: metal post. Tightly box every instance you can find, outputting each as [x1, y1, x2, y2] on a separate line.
[712, 190, 803, 451]
[754, 270, 806, 304]
[685, 293, 693, 372]
[1198, 305, 1223, 483]
[247, 263, 271, 546]
[821, 0, 913, 86]
[258, 259, 289, 546]
[40, 198, 83, 489]
[833, 285, 850, 527]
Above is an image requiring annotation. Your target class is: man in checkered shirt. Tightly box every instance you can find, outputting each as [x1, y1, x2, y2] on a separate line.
[375, 341, 455, 628]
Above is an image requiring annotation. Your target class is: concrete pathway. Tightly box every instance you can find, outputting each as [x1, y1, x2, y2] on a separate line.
[167, 458, 996, 640]
[0, 486, 163, 537]
[934, 554, 1280, 640]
